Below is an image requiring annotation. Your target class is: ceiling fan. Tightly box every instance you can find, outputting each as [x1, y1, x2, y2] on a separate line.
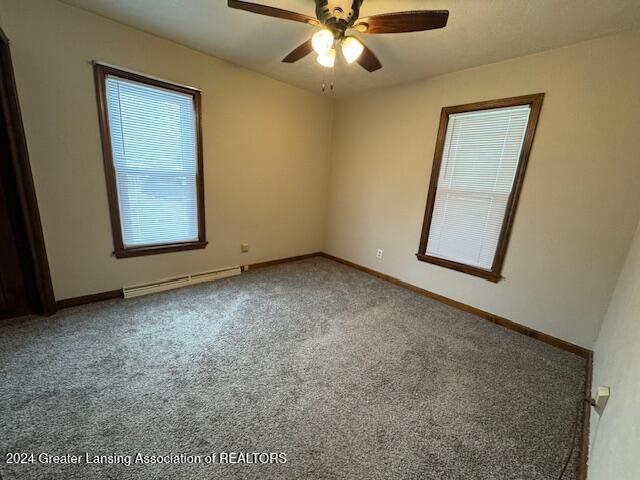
[227, 0, 449, 72]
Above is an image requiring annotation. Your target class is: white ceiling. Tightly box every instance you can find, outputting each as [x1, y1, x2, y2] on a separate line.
[60, 0, 640, 96]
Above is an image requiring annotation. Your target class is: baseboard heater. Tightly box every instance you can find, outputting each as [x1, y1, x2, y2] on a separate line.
[123, 266, 241, 299]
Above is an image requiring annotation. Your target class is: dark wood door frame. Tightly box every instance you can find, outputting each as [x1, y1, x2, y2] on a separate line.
[0, 27, 56, 316]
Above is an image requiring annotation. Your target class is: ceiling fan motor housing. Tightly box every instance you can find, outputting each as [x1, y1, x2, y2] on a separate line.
[315, 0, 363, 37]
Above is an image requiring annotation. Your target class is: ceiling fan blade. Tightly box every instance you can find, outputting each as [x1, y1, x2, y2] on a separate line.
[357, 43, 382, 72]
[228, 0, 319, 26]
[282, 40, 313, 63]
[355, 10, 449, 34]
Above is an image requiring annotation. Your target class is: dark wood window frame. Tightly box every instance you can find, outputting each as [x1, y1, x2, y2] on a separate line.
[416, 93, 545, 282]
[93, 63, 206, 259]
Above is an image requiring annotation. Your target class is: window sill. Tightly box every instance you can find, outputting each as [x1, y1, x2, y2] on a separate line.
[114, 241, 208, 259]
[415, 253, 503, 283]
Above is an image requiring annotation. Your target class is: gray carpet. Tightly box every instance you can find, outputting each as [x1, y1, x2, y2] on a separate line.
[0, 257, 585, 479]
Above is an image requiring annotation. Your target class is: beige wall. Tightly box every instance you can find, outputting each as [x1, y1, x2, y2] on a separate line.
[0, 0, 334, 300]
[326, 30, 640, 348]
[589, 220, 640, 479]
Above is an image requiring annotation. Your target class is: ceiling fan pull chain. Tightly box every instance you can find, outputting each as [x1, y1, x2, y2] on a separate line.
[331, 62, 336, 94]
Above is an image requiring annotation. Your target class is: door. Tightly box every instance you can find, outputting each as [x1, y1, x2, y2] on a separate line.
[0, 27, 55, 319]
[0, 99, 32, 318]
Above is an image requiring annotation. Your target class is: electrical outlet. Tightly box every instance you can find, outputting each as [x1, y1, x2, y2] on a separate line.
[241, 243, 249, 253]
[376, 249, 383, 260]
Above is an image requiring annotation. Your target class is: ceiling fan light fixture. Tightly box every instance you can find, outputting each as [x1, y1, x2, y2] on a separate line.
[341, 36, 364, 64]
[311, 29, 334, 56]
[316, 48, 336, 68]
[228, 0, 451, 74]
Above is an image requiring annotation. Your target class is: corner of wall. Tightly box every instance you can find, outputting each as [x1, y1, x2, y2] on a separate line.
[321, 96, 340, 253]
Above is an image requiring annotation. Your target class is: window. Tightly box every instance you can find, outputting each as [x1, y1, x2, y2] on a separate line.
[94, 64, 206, 258]
[417, 94, 544, 282]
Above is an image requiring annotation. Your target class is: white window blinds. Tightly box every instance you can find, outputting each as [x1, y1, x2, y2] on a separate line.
[425, 105, 531, 270]
[105, 75, 199, 248]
